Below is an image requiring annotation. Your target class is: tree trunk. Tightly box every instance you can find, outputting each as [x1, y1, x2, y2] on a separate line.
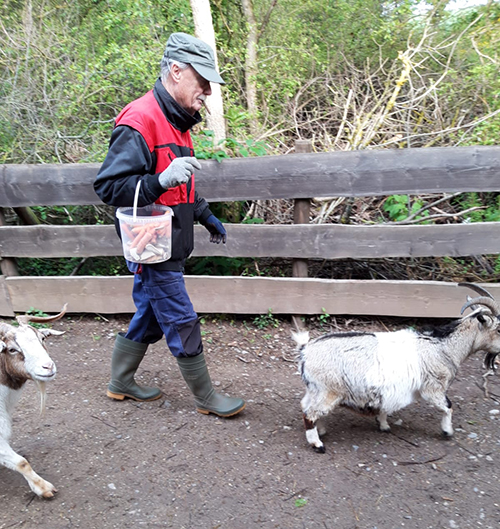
[241, 0, 259, 137]
[13, 206, 40, 225]
[190, 0, 227, 147]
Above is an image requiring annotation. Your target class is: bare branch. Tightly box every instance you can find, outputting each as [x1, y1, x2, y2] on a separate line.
[385, 207, 485, 226]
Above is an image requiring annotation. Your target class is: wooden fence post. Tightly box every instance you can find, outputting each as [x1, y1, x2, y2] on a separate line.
[0, 209, 18, 276]
[292, 140, 312, 328]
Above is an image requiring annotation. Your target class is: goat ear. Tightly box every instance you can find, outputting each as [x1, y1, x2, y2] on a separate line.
[0, 340, 5, 353]
[476, 311, 494, 327]
[39, 329, 65, 338]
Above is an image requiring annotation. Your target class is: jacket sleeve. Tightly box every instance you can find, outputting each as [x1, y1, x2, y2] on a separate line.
[93, 125, 165, 207]
[193, 190, 213, 225]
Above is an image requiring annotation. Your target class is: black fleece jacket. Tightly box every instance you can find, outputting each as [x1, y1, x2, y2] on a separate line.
[94, 79, 213, 271]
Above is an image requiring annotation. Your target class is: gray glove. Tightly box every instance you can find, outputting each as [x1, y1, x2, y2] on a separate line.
[158, 156, 202, 189]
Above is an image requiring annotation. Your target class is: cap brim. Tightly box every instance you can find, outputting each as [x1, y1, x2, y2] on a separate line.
[192, 63, 225, 85]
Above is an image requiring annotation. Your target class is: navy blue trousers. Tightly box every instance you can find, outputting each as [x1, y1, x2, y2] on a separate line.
[124, 263, 203, 358]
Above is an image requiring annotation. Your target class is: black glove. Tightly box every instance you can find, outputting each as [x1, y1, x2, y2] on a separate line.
[204, 214, 227, 244]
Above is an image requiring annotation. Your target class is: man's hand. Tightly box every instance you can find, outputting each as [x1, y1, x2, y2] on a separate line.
[204, 214, 227, 244]
[159, 157, 201, 189]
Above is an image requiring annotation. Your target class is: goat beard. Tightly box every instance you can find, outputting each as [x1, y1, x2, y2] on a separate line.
[33, 379, 47, 416]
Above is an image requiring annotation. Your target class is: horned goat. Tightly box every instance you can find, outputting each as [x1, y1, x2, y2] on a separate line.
[0, 305, 66, 497]
[294, 283, 500, 453]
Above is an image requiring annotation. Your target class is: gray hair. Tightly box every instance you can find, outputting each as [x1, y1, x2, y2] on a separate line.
[160, 57, 189, 82]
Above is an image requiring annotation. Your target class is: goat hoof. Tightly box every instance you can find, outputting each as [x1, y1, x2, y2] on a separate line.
[42, 488, 57, 499]
[313, 445, 326, 454]
[33, 480, 57, 499]
[441, 431, 453, 439]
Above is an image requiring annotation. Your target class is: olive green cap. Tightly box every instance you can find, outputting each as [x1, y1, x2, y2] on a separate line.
[164, 32, 225, 85]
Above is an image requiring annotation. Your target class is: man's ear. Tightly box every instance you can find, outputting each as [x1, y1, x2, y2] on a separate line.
[170, 63, 183, 83]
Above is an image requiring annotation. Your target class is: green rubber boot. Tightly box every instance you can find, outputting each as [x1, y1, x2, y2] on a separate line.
[176, 353, 245, 417]
[107, 333, 162, 402]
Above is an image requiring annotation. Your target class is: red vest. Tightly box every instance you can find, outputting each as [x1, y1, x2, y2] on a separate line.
[115, 90, 196, 206]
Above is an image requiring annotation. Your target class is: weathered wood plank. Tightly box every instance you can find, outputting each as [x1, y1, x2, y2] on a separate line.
[1, 146, 499, 206]
[0, 163, 102, 207]
[2, 222, 500, 259]
[198, 145, 500, 202]
[0, 225, 122, 257]
[194, 222, 500, 259]
[3, 276, 497, 318]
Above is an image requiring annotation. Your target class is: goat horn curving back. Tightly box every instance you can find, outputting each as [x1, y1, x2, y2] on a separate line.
[458, 282, 495, 300]
[460, 296, 499, 316]
[16, 304, 68, 326]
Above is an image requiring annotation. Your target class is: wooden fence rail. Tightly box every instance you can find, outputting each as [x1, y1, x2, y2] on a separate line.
[1, 144, 500, 318]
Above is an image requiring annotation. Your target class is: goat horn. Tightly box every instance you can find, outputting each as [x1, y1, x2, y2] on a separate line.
[458, 282, 495, 300]
[460, 297, 499, 316]
[16, 303, 68, 326]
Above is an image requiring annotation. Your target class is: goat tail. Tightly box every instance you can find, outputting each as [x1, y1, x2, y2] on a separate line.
[291, 330, 310, 347]
[34, 380, 47, 416]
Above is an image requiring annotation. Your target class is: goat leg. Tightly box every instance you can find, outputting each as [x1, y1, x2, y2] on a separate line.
[0, 440, 57, 498]
[303, 413, 326, 453]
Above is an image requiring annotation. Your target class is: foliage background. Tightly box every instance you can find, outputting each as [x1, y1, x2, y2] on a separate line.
[0, 0, 499, 279]
[1, 0, 498, 163]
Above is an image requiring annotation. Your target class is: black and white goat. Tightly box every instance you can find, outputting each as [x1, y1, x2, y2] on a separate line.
[0, 306, 66, 497]
[294, 284, 500, 453]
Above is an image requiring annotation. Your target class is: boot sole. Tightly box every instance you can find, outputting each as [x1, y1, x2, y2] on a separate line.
[107, 390, 162, 402]
[196, 402, 246, 418]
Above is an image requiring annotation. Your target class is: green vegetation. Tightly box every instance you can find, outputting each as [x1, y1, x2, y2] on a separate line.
[455, 193, 500, 223]
[253, 309, 280, 330]
[22, 308, 49, 328]
[193, 130, 268, 160]
[0, 0, 499, 279]
[1, 0, 498, 163]
[295, 498, 308, 508]
[318, 308, 331, 329]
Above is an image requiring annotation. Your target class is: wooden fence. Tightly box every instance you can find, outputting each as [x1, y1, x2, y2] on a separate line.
[1, 144, 500, 318]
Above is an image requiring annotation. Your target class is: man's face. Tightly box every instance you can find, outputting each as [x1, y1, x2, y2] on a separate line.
[174, 65, 212, 115]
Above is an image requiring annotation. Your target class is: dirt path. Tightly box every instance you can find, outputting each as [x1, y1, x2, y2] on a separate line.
[1, 314, 500, 529]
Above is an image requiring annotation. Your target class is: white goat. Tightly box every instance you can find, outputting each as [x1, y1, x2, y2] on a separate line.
[0, 306, 66, 497]
[294, 284, 500, 453]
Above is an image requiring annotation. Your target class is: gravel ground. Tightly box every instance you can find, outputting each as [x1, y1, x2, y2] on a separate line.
[1, 313, 500, 529]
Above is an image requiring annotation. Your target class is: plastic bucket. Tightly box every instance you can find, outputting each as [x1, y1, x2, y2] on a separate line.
[116, 204, 173, 264]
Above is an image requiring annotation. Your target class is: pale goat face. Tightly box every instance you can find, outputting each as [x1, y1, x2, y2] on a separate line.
[2, 326, 61, 383]
[474, 312, 500, 358]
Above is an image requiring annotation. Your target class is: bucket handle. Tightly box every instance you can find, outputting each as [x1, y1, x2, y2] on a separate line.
[132, 180, 141, 222]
